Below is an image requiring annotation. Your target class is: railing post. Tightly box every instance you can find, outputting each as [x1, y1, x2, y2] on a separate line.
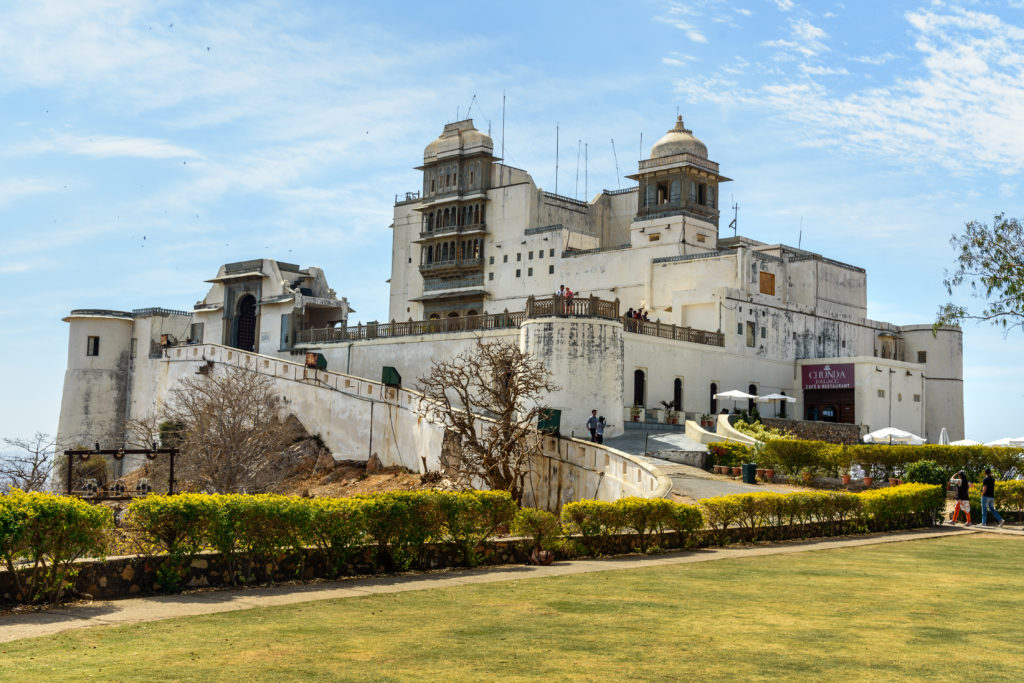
[613, 298, 620, 318]
[526, 295, 535, 318]
[589, 294, 596, 317]
[656, 319, 661, 337]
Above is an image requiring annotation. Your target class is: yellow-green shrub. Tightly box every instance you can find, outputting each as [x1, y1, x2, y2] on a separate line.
[436, 490, 516, 566]
[511, 507, 561, 551]
[0, 490, 112, 603]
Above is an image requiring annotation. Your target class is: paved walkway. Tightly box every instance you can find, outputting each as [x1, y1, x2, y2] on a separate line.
[2, 526, 1006, 644]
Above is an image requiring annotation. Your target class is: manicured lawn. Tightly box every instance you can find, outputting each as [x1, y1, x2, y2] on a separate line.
[2, 535, 1023, 681]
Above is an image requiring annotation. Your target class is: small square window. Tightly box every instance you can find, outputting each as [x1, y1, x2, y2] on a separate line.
[549, 265, 554, 274]
[737, 323, 743, 335]
[696, 234, 706, 243]
[86, 336, 100, 356]
[917, 350, 927, 363]
[528, 267, 533, 276]
[549, 248, 554, 257]
[489, 256, 494, 265]
[529, 251, 533, 259]
[877, 389, 886, 398]
[913, 393, 921, 402]
[408, 257, 411, 263]
[503, 255, 508, 263]
[516, 269, 521, 278]
[488, 272, 494, 281]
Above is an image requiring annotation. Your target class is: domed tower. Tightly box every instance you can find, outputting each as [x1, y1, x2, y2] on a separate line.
[628, 115, 730, 228]
[413, 120, 495, 318]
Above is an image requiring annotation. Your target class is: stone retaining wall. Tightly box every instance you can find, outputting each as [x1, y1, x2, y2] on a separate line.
[762, 418, 863, 444]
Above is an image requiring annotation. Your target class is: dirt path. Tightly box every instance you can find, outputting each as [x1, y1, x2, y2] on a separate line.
[4, 526, 1014, 644]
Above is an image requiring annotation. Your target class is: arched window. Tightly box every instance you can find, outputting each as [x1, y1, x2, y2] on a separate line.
[429, 313, 441, 320]
[670, 180, 681, 204]
[450, 241, 456, 259]
[467, 309, 478, 317]
[709, 382, 718, 414]
[480, 205, 485, 223]
[441, 243, 449, 261]
[426, 245, 433, 263]
[442, 208, 448, 227]
[427, 214, 433, 231]
[673, 378, 683, 411]
[633, 369, 646, 407]
[447, 311, 460, 318]
[475, 205, 481, 224]
[748, 384, 758, 413]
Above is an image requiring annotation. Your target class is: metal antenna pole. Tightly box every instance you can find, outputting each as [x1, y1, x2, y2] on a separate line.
[575, 139, 581, 199]
[501, 91, 506, 186]
[584, 142, 588, 200]
[611, 138, 621, 190]
[555, 124, 559, 195]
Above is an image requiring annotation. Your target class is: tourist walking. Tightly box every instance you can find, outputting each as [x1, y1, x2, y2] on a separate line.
[981, 468, 1005, 527]
[949, 470, 972, 525]
[587, 410, 599, 442]
[595, 416, 606, 444]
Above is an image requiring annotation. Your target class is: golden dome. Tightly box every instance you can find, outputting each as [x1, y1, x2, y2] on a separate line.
[649, 115, 708, 159]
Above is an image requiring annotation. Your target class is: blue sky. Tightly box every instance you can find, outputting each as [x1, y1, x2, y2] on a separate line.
[1, 0, 1022, 443]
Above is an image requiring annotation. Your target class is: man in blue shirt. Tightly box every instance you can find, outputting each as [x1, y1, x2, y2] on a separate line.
[587, 410, 599, 442]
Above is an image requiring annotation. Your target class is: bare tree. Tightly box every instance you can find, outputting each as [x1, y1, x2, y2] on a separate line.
[417, 338, 558, 504]
[165, 365, 293, 493]
[1, 432, 55, 493]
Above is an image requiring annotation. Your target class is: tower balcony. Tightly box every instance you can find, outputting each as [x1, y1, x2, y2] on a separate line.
[416, 223, 487, 241]
[418, 257, 484, 276]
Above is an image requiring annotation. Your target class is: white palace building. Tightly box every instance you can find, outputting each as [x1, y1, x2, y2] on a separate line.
[56, 115, 965, 481]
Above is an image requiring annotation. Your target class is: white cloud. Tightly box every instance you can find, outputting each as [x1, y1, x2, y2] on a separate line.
[852, 52, 896, 65]
[736, 8, 753, 17]
[0, 262, 31, 273]
[674, 6, 1024, 174]
[0, 179, 54, 206]
[41, 134, 201, 159]
[800, 64, 849, 75]
[772, 0, 795, 11]
[762, 18, 830, 57]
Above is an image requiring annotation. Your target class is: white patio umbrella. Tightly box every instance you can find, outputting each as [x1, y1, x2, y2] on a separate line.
[949, 439, 981, 446]
[863, 427, 926, 445]
[985, 437, 1024, 447]
[754, 392, 796, 417]
[713, 389, 757, 412]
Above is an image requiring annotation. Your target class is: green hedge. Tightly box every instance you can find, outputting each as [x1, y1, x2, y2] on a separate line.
[0, 490, 111, 603]
[560, 497, 703, 554]
[758, 442, 1024, 480]
[1, 483, 949, 605]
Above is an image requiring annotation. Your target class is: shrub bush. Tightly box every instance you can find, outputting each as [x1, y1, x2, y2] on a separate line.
[0, 490, 111, 603]
[436, 490, 516, 566]
[615, 496, 676, 551]
[511, 507, 561, 551]
[904, 460, 953, 487]
[708, 442, 752, 467]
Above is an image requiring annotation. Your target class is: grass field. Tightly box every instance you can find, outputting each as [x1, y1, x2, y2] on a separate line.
[1, 535, 1023, 681]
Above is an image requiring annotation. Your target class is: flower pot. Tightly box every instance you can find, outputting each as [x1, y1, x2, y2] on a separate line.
[765, 468, 775, 480]
[731, 466, 742, 477]
[841, 474, 851, 485]
[863, 476, 873, 487]
[715, 465, 726, 474]
[756, 468, 766, 479]
[889, 478, 899, 487]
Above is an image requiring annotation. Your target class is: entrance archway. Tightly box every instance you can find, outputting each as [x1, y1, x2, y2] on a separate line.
[633, 369, 646, 407]
[235, 294, 257, 351]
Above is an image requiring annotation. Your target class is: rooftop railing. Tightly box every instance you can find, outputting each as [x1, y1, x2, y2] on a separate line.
[295, 295, 723, 349]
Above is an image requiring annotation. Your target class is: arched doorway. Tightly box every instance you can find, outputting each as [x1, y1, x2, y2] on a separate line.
[673, 378, 683, 411]
[709, 382, 718, 414]
[235, 294, 257, 352]
[633, 369, 646, 407]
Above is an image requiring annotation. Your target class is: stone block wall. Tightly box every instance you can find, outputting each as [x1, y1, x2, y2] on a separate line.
[762, 417, 863, 444]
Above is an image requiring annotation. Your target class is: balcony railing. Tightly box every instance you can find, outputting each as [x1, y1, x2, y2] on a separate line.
[419, 257, 484, 272]
[623, 317, 724, 347]
[296, 311, 526, 344]
[423, 275, 484, 291]
[295, 295, 723, 348]
[525, 295, 620, 320]
[418, 223, 487, 239]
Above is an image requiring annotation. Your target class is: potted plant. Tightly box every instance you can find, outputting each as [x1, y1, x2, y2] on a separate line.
[630, 403, 643, 422]
[889, 477, 899, 487]
[731, 465, 743, 477]
[841, 472, 851, 486]
[764, 467, 775, 480]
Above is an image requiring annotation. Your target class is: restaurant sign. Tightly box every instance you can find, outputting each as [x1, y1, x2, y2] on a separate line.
[802, 363, 854, 390]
